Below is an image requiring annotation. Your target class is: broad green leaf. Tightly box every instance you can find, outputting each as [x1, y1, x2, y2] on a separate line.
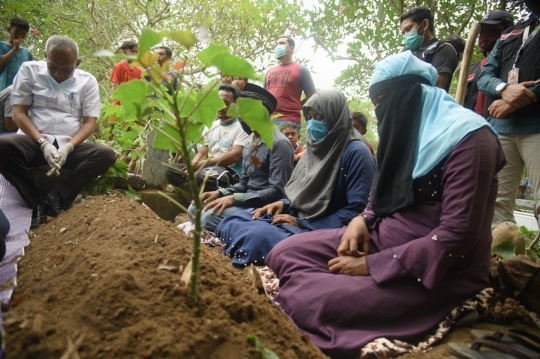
[111, 80, 149, 121]
[162, 30, 198, 49]
[176, 94, 196, 118]
[192, 89, 225, 127]
[185, 121, 206, 145]
[197, 43, 230, 67]
[212, 53, 257, 79]
[139, 27, 161, 57]
[234, 97, 274, 148]
[492, 240, 517, 260]
[153, 122, 181, 150]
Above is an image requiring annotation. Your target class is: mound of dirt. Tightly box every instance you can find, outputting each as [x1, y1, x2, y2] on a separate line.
[4, 194, 328, 359]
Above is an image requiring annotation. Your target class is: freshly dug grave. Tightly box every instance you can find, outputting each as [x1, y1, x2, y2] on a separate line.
[4, 194, 328, 359]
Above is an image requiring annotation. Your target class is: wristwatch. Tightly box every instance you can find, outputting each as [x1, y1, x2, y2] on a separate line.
[36, 137, 47, 146]
[495, 83, 508, 98]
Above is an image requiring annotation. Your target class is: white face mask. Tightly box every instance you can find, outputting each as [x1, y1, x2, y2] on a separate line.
[46, 72, 74, 88]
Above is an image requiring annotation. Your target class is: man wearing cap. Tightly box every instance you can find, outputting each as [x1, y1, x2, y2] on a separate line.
[187, 83, 294, 232]
[477, 0, 540, 230]
[464, 10, 514, 117]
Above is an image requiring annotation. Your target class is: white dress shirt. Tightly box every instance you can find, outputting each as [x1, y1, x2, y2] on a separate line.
[11, 61, 100, 147]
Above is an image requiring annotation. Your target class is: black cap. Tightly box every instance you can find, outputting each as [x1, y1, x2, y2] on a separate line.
[480, 10, 514, 28]
[240, 83, 278, 114]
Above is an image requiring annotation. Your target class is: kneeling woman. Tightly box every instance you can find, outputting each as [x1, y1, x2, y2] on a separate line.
[265, 52, 506, 358]
[215, 90, 376, 267]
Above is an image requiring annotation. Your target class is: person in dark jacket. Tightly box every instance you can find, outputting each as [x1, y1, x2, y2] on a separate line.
[477, 0, 540, 230]
[464, 10, 514, 117]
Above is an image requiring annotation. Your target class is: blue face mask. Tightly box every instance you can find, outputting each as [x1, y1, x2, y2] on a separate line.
[307, 119, 329, 142]
[46, 72, 74, 88]
[403, 21, 426, 50]
[274, 44, 287, 59]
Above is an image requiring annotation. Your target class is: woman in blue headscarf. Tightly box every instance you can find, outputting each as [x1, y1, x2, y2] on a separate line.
[265, 52, 506, 359]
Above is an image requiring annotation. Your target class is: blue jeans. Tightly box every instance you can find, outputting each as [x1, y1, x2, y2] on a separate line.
[273, 119, 301, 131]
[187, 203, 247, 232]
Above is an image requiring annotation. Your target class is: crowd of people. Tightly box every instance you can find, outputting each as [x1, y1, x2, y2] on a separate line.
[0, 1, 540, 357]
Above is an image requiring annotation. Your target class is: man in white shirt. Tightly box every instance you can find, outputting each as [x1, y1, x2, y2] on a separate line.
[165, 84, 250, 191]
[0, 35, 115, 215]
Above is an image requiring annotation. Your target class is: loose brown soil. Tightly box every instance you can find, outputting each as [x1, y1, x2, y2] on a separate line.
[4, 194, 539, 359]
[4, 194, 328, 359]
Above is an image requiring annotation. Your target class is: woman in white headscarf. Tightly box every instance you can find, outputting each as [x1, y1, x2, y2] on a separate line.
[265, 52, 506, 359]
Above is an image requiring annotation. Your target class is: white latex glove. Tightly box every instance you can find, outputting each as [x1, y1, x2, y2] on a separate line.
[56, 143, 74, 168]
[40, 141, 60, 171]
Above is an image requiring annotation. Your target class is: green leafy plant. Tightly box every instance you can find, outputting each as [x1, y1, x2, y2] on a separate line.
[520, 226, 540, 262]
[83, 161, 140, 201]
[247, 334, 280, 359]
[102, 26, 274, 303]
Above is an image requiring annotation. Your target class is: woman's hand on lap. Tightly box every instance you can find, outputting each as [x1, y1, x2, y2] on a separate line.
[271, 214, 300, 227]
[337, 216, 370, 257]
[251, 201, 284, 219]
[328, 255, 370, 276]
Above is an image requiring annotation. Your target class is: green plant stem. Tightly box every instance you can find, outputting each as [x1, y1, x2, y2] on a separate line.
[169, 88, 203, 304]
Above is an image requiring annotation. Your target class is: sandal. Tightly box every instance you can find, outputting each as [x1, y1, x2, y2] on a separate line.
[448, 333, 540, 359]
[471, 329, 540, 355]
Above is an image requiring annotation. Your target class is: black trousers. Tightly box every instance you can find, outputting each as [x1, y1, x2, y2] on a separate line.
[0, 134, 116, 208]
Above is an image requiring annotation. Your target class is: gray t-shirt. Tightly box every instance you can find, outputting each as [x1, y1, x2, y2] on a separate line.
[0, 86, 13, 133]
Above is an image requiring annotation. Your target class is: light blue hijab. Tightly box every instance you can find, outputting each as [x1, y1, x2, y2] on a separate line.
[369, 51, 495, 179]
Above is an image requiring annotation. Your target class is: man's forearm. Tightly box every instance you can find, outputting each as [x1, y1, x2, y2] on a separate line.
[14, 112, 42, 141]
[209, 149, 242, 167]
[69, 122, 95, 147]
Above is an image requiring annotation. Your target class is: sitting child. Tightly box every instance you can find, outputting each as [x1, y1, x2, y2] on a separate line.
[280, 121, 304, 165]
[351, 111, 375, 156]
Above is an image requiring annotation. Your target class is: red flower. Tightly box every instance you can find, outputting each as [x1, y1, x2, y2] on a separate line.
[339, 6, 346, 13]
[32, 29, 40, 35]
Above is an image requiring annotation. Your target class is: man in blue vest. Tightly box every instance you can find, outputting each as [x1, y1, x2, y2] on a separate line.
[477, 0, 540, 230]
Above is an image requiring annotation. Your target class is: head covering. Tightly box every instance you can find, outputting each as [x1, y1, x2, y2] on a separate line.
[368, 51, 494, 217]
[480, 10, 514, 28]
[284, 90, 363, 219]
[240, 83, 277, 114]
